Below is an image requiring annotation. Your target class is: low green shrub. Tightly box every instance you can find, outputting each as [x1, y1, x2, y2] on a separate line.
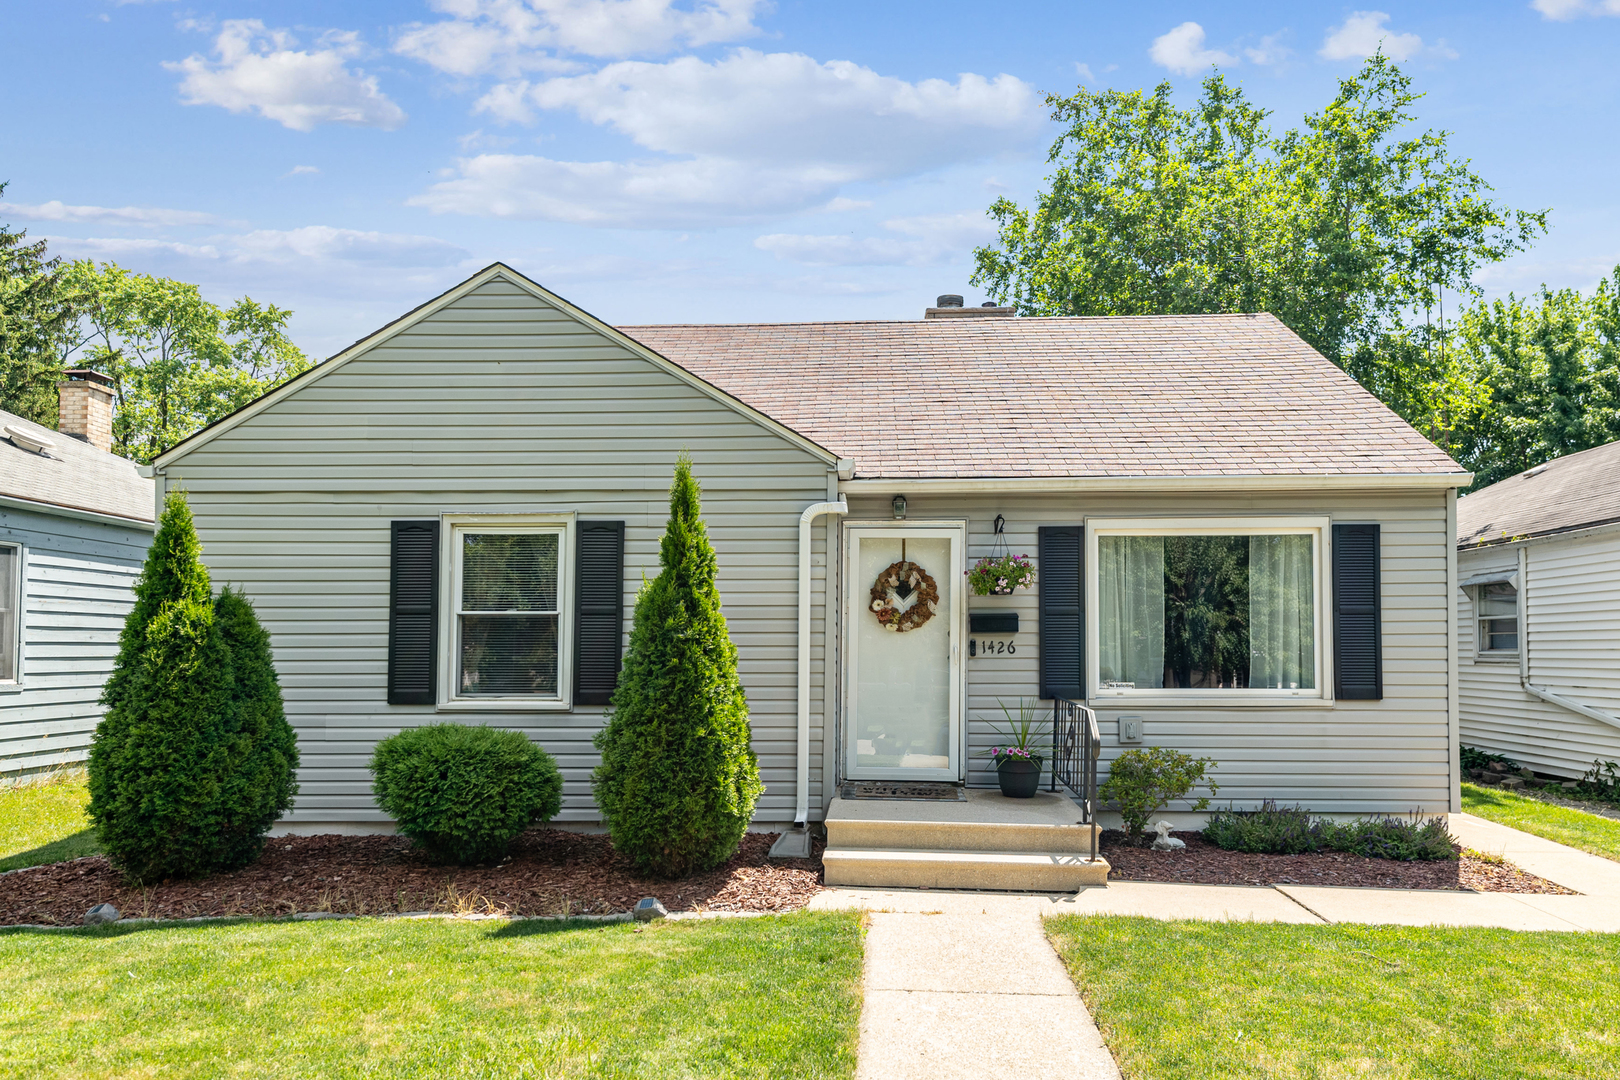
[370, 724, 562, 865]
[1578, 759, 1620, 804]
[1203, 803, 1458, 861]
[1100, 747, 1218, 841]
[1202, 800, 1323, 854]
[1322, 813, 1457, 860]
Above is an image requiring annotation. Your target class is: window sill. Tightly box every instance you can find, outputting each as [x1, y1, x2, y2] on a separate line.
[1474, 654, 1520, 664]
[1087, 693, 1335, 709]
[436, 698, 572, 713]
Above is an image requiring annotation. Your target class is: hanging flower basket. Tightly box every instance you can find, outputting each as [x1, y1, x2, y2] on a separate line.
[967, 553, 1035, 596]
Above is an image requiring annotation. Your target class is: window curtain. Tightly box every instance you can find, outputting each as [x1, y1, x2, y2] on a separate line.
[1249, 535, 1314, 689]
[1098, 536, 1165, 688]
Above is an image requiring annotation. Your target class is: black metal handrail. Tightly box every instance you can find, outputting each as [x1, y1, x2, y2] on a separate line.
[1050, 697, 1101, 861]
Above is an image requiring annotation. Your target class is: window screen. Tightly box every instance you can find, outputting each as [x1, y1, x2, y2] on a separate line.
[1476, 582, 1519, 653]
[457, 532, 561, 696]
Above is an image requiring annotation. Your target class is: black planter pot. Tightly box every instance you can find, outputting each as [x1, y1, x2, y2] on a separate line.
[995, 757, 1042, 799]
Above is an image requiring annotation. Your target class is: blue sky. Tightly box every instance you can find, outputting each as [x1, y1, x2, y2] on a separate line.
[3, 0, 1617, 357]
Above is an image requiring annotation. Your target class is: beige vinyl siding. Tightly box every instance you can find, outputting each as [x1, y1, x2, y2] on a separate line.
[1458, 528, 1620, 777]
[0, 505, 149, 775]
[842, 489, 1455, 816]
[163, 280, 834, 828]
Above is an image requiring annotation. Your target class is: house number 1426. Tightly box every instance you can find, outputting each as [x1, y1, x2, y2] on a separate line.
[971, 639, 1015, 656]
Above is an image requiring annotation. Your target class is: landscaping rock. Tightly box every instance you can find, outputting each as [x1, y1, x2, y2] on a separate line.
[633, 897, 668, 922]
[1499, 777, 1525, 790]
[84, 903, 120, 926]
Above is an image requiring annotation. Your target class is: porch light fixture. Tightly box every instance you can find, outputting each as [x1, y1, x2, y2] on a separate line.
[891, 494, 907, 519]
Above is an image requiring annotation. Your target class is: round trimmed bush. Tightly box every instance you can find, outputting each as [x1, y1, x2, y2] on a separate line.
[369, 724, 563, 864]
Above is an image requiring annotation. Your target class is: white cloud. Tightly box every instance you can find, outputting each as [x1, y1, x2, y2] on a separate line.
[1074, 62, 1095, 82]
[394, 0, 765, 76]
[0, 200, 219, 227]
[1244, 32, 1292, 67]
[1532, 0, 1620, 17]
[48, 226, 467, 269]
[416, 50, 1042, 227]
[821, 197, 873, 213]
[1319, 11, 1448, 62]
[286, 165, 321, 176]
[165, 19, 406, 131]
[1149, 22, 1237, 76]
[754, 212, 996, 268]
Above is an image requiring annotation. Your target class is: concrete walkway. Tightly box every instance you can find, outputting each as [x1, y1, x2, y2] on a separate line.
[812, 891, 1120, 1080]
[811, 814, 1620, 1078]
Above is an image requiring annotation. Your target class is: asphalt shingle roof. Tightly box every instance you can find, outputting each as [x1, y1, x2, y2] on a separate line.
[1457, 439, 1620, 547]
[619, 313, 1464, 480]
[0, 409, 153, 524]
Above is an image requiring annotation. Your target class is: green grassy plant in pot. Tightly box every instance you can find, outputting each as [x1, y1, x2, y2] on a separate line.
[979, 699, 1050, 798]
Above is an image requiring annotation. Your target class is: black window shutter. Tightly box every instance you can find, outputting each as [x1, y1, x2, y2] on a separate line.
[1333, 523, 1382, 700]
[1038, 525, 1084, 700]
[574, 520, 626, 706]
[387, 520, 439, 706]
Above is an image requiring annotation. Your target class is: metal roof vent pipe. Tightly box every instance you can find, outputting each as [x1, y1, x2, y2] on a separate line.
[925, 294, 1016, 319]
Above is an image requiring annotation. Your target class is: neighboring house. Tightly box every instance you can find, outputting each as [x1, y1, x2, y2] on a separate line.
[152, 263, 1469, 838]
[1, 371, 154, 776]
[1456, 440, 1620, 778]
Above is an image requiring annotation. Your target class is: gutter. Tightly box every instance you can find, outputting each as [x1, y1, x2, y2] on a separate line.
[774, 498, 847, 857]
[840, 472, 1472, 495]
[1517, 546, 1620, 732]
[0, 492, 155, 532]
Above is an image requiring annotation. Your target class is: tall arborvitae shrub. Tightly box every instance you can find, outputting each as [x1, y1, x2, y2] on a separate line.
[592, 456, 762, 877]
[88, 492, 298, 880]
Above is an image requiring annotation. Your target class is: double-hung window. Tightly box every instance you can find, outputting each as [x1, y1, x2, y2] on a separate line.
[0, 543, 19, 684]
[1087, 517, 1330, 702]
[444, 516, 573, 708]
[1473, 581, 1519, 655]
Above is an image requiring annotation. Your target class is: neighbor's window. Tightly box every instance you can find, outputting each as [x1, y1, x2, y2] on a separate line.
[0, 544, 17, 683]
[452, 526, 567, 700]
[1474, 582, 1519, 654]
[1093, 524, 1322, 695]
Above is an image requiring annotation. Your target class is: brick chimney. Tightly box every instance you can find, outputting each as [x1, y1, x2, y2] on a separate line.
[57, 370, 115, 453]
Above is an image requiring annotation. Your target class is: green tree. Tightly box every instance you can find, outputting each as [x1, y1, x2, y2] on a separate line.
[59, 260, 312, 462]
[1448, 269, 1620, 489]
[0, 182, 81, 425]
[592, 455, 763, 877]
[972, 57, 1545, 455]
[88, 491, 299, 880]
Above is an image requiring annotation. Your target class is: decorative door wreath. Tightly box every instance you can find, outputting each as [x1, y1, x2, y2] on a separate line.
[869, 560, 940, 632]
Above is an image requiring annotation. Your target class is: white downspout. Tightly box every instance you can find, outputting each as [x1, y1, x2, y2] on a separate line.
[795, 499, 848, 827]
[1518, 545, 1620, 732]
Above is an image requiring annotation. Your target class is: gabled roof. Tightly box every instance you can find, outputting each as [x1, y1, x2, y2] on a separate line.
[0, 409, 153, 526]
[620, 314, 1466, 482]
[155, 264, 838, 469]
[1457, 439, 1620, 548]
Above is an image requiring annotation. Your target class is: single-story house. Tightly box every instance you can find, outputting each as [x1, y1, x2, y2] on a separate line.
[1457, 439, 1620, 777]
[1, 371, 154, 776]
[152, 263, 1470, 848]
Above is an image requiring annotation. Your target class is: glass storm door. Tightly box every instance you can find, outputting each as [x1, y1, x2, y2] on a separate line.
[845, 524, 964, 781]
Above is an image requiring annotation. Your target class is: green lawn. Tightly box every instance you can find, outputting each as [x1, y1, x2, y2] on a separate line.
[1462, 781, 1620, 863]
[1047, 916, 1620, 1080]
[0, 769, 101, 873]
[0, 911, 863, 1079]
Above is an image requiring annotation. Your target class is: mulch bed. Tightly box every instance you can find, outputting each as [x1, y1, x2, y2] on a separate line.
[0, 829, 825, 927]
[1101, 830, 1574, 894]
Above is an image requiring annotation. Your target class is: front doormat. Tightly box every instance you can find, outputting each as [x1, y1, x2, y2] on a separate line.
[841, 781, 967, 801]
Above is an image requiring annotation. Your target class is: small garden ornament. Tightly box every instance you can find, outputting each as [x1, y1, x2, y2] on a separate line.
[1151, 821, 1186, 851]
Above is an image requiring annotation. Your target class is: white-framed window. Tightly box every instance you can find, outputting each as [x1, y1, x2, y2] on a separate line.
[1086, 517, 1331, 704]
[439, 514, 574, 710]
[1472, 581, 1520, 656]
[0, 542, 19, 685]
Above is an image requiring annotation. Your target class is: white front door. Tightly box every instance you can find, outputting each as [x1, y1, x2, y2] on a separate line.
[844, 523, 965, 781]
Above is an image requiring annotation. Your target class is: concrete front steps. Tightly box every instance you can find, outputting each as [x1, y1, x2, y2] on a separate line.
[823, 788, 1109, 891]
